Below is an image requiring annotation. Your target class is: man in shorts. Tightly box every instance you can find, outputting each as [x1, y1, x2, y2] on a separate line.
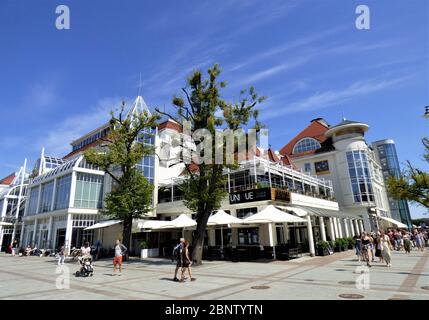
[113, 239, 127, 275]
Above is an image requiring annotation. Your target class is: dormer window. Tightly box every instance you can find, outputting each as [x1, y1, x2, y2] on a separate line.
[292, 138, 321, 154]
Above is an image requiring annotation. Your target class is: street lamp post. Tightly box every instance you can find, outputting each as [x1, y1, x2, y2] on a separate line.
[424, 106, 429, 119]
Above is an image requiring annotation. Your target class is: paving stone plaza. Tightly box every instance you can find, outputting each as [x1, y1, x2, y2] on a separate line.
[1, 249, 427, 300]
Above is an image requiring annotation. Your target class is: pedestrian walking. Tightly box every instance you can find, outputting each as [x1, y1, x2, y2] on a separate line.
[94, 239, 102, 261]
[113, 240, 127, 275]
[58, 243, 65, 265]
[11, 239, 19, 256]
[361, 232, 372, 267]
[172, 238, 184, 282]
[180, 240, 195, 282]
[354, 234, 362, 261]
[380, 230, 392, 267]
[81, 242, 91, 257]
[374, 233, 383, 263]
[403, 233, 411, 254]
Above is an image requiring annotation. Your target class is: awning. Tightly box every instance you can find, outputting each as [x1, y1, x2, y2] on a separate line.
[208, 210, 243, 226]
[379, 216, 408, 228]
[292, 205, 357, 219]
[243, 205, 307, 224]
[84, 220, 122, 230]
[0, 222, 13, 226]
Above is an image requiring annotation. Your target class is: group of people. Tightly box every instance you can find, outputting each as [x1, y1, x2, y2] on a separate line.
[172, 238, 195, 283]
[354, 228, 428, 268]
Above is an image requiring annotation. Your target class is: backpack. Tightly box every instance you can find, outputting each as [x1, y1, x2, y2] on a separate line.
[173, 244, 181, 260]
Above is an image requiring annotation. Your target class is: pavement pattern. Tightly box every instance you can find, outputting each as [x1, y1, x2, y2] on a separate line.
[0, 249, 428, 300]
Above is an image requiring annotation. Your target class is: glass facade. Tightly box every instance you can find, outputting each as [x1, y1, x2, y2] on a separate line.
[74, 173, 104, 209]
[346, 150, 375, 203]
[39, 181, 54, 213]
[293, 138, 321, 154]
[136, 127, 156, 185]
[374, 142, 412, 227]
[27, 187, 39, 215]
[54, 174, 72, 210]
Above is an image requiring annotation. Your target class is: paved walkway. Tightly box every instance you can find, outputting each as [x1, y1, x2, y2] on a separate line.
[0, 249, 428, 300]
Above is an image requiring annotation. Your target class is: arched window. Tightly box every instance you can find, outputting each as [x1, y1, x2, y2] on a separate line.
[293, 138, 321, 154]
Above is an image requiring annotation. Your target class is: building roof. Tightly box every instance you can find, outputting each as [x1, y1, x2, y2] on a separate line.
[158, 119, 182, 133]
[279, 118, 330, 156]
[63, 139, 104, 159]
[0, 173, 16, 186]
[325, 118, 369, 138]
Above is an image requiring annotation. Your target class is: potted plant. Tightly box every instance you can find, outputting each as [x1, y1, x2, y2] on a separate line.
[334, 238, 344, 252]
[140, 240, 159, 259]
[316, 241, 331, 256]
[346, 237, 355, 250]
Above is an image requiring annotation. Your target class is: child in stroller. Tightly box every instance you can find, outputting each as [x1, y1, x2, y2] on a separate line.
[75, 255, 94, 277]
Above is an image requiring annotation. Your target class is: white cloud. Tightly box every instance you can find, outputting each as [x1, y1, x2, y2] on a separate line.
[37, 96, 132, 158]
[261, 75, 414, 120]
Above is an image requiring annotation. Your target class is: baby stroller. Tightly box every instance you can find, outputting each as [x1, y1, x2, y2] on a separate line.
[75, 256, 94, 277]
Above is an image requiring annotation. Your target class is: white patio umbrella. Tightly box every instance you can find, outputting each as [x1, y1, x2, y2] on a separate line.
[243, 205, 307, 259]
[0, 222, 13, 226]
[158, 214, 197, 237]
[207, 210, 243, 249]
[138, 220, 170, 230]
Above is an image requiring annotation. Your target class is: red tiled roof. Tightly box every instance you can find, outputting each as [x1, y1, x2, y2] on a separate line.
[158, 119, 182, 133]
[0, 173, 16, 185]
[279, 119, 330, 156]
[267, 148, 280, 163]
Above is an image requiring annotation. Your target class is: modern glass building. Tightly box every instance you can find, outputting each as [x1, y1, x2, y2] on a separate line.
[19, 96, 157, 254]
[372, 139, 412, 228]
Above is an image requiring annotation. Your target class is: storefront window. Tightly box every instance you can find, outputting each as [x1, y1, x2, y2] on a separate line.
[238, 228, 259, 245]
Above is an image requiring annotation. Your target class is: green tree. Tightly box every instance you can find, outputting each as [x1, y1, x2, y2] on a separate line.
[84, 103, 159, 249]
[387, 138, 429, 209]
[156, 64, 265, 265]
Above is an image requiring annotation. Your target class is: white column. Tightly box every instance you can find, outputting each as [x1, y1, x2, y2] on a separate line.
[32, 218, 38, 246]
[328, 217, 336, 241]
[349, 219, 355, 236]
[337, 218, 343, 238]
[65, 213, 73, 255]
[319, 216, 326, 241]
[208, 228, 216, 246]
[268, 223, 276, 259]
[50, 178, 57, 211]
[333, 217, 339, 238]
[359, 220, 364, 233]
[1, 199, 7, 217]
[19, 221, 25, 245]
[343, 219, 349, 237]
[354, 220, 360, 235]
[306, 215, 315, 257]
[0, 227, 3, 252]
[47, 216, 53, 249]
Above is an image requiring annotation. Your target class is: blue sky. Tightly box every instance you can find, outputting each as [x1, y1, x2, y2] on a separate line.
[0, 0, 428, 217]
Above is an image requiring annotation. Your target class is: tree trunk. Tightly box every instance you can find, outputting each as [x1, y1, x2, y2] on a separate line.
[191, 210, 211, 265]
[122, 215, 133, 258]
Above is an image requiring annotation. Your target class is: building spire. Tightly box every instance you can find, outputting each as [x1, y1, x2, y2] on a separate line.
[138, 72, 143, 97]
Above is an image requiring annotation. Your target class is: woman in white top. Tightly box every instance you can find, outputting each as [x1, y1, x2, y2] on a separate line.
[80, 242, 91, 257]
[380, 230, 392, 267]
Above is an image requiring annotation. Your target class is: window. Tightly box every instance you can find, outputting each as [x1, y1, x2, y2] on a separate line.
[74, 173, 104, 209]
[54, 174, 72, 210]
[346, 150, 375, 203]
[304, 163, 312, 173]
[236, 207, 257, 219]
[238, 228, 259, 245]
[293, 138, 321, 154]
[27, 187, 39, 215]
[39, 181, 54, 213]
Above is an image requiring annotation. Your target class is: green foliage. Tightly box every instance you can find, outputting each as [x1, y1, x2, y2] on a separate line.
[104, 168, 153, 220]
[316, 241, 330, 250]
[155, 64, 265, 264]
[83, 101, 159, 248]
[140, 240, 150, 249]
[387, 138, 429, 208]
